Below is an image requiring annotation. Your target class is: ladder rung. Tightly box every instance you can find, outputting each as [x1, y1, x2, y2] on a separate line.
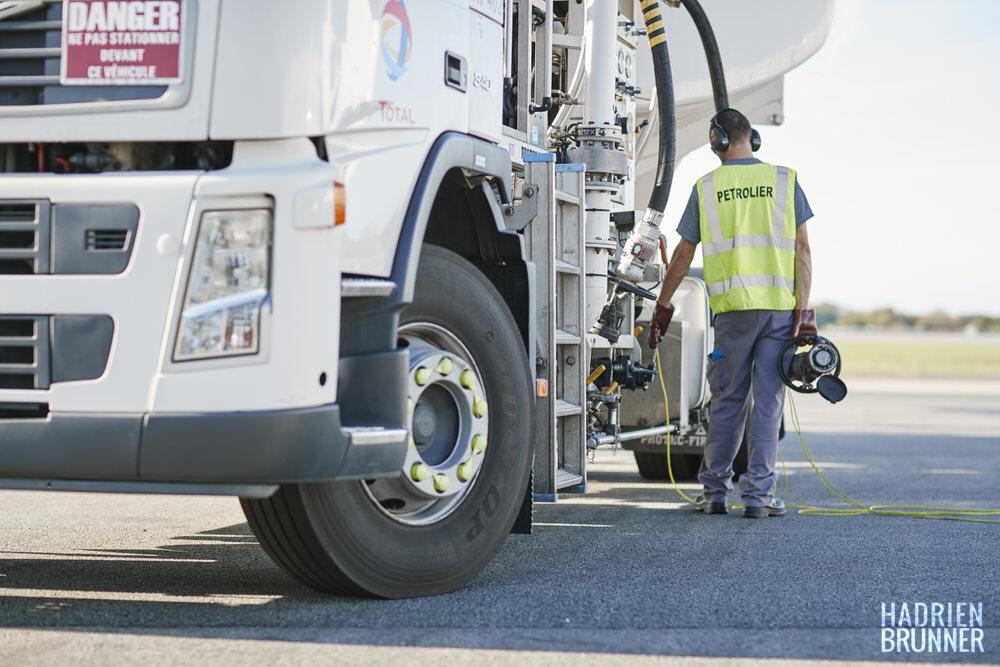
[554, 259, 580, 275]
[555, 399, 582, 416]
[552, 34, 583, 50]
[555, 329, 580, 345]
[554, 190, 581, 206]
[555, 468, 584, 489]
[586, 239, 617, 251]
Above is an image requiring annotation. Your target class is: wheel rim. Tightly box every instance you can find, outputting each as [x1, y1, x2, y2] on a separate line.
[361, 321, 489, 525]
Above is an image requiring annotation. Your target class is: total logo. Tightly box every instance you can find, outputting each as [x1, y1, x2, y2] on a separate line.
[380, 0, 412, 81]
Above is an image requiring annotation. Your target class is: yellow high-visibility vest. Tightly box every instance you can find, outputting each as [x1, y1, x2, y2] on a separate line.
[696, 162, 797, 313]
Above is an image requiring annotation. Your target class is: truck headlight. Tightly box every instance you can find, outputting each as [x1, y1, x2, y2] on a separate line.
[173, 209, 272, 361]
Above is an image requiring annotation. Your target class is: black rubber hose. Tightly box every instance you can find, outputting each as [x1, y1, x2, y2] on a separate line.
[680, 0, 729, 111]
[641, 2, 676, 214]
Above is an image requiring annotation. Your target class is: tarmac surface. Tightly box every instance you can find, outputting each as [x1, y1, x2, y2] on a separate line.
[1, 376, 998, 665]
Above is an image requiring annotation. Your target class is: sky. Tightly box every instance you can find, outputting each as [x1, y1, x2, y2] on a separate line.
[660, 0, 1000, 317]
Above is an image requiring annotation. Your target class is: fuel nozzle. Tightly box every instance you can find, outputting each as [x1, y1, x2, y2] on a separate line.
[590, 276, 659, 343]
[777, 335, 848, 404]
[591, 285, 630, 343]
[600, 207, 664, 341]
[615, 207, 664, 283]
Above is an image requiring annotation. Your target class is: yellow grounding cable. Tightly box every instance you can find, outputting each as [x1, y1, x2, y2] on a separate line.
[653, 341, 1000, 523]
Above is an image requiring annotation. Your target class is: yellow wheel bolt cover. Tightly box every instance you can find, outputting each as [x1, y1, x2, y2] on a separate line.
[433, 474, 450, 492]
[436, 358, 453, 375]
[460, 370, 476, 389]
[410, 463, 430, 481]
[407, 398, 415, 416]
[415, 367, 431, 386]
[473, 396, 487, 417]
[457, 461, 473, 481]
[472, 435, 487, 454]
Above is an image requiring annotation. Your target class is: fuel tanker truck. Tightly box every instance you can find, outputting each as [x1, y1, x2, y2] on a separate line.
[0, 0, 832, 597]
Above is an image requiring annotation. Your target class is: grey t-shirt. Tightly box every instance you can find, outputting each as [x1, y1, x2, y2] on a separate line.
[676, 158, 813, 244]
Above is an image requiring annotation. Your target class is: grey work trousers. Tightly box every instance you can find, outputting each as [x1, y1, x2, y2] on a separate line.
[698, 309, 793, 507]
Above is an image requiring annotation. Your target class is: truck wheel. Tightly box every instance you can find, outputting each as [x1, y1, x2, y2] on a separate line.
[634, 451, 701, 481]
[241, 245, 533, 597]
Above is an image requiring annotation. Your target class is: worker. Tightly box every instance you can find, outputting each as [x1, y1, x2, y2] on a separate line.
[648, 108, 816, 518]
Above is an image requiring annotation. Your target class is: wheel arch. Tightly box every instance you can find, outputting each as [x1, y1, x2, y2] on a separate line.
[337, 134, 537, 543]
[390, 132, 534, 356]
[338, 132, 534, 439]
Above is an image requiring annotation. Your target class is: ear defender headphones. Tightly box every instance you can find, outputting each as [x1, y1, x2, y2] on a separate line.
[710, 109, 762, 153]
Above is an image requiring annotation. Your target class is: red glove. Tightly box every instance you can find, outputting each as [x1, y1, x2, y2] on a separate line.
[792, 308, 818, 346]
[648, 303, 675, 349]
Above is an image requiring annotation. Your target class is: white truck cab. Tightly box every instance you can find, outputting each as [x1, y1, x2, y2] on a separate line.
[0, 0, 831, 597]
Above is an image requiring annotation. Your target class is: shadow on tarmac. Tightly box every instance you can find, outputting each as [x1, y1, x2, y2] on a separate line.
[0, 432, 998, 663]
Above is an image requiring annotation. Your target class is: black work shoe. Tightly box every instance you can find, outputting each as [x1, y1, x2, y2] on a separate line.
[742, 498, 786, 518]
[693, 496, 728, 514]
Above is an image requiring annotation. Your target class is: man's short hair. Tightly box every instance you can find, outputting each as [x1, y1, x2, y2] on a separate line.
[714, 108, 751, 145]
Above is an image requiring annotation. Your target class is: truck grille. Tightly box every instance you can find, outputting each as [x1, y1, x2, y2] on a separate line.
[0, 314, 114, 390]
[0, 200, 49, 273]
[0, 316, 50, 389]
[86, 228, 130, 251]
[0, 402, 48, 419]
[0, 200, 138, 274]
[0, 1, 166, 106]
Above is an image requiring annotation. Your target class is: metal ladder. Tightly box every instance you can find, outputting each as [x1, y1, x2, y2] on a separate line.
[522, 154, 587, 501]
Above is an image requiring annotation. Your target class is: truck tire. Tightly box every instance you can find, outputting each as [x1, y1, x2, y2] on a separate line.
[241, 245, 533, 597]
[634, 451, 701, 481]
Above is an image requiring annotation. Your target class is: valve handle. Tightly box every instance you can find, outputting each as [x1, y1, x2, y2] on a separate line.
[606, 272, 658, 301]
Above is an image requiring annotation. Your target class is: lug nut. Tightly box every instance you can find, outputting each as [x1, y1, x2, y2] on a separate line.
[407, 397, 415, 416]
[410, 463, 430, 481]
[460, 369, 476, 389]
[473, 396, 488, 417]
[457, 461, 473, 481]
[415, 367, 431, 386]
[436, 357, 453, 375]
[472, 435, 487, 454]
[433, 474, 450, 492]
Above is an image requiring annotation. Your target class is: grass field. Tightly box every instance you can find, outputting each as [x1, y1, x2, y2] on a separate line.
[836, 340, 1000, 378]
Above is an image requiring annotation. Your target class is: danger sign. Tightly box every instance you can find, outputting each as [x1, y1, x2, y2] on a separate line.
[60, 1, 184, 85]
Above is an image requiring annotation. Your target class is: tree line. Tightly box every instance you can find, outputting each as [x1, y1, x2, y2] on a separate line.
[815, 304, 1000, 333]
